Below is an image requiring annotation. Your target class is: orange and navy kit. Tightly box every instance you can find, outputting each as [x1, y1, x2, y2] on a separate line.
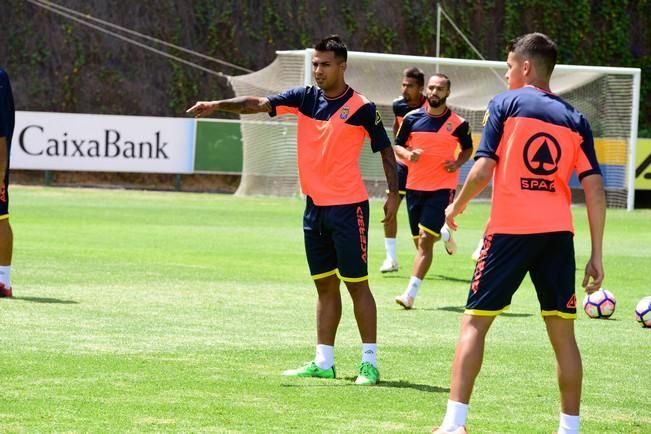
[392, 95, 427, 128]
[396, 107, 472, 192]
[392, 95, 427, 195]
[0, 68, 14, 220]
[268, 85, 391, 282]
[395, 107, 472, 238]
[467, 85, 602, 318]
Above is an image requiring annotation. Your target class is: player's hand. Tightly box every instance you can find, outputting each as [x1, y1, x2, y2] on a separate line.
[444, 201, 465, 231]
[582, 256, 604, 294]
[409, 149, 423, 162]
[443, 160, 458, 173]
[382, 191, 400, 224]
[186, 101, 218, 118]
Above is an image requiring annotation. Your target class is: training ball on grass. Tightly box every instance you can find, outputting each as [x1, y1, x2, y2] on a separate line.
[634, 296, 651, 328]
[583, 288, 616, 319]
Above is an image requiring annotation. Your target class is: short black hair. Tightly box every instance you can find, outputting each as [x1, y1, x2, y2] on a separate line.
[431, 73, 451, 90]
[314, 35, 347, 62]
[507, 32, 558, 77]
[403, 67, 425, 87]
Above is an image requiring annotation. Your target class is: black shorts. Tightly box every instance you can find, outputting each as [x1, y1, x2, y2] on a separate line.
[386, 162, 408, 196]
[303, 196, 369, 282]
[397, 162, 408, 196]
[466, 232, 577, 318]
[406, 189, 455, 238]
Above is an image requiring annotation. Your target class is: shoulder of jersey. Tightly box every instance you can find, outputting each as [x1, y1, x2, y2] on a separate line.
[403, 107, 423, 120]
[357, 91, 371, 105]
[449, 109, 467, 124]
[393, 97, 409, 109]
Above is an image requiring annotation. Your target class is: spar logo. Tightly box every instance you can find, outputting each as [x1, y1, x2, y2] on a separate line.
[521, 132, 561, 192]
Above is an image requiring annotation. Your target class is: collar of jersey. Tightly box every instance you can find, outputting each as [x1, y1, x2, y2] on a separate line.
[525, 84, 557, 96]
[425, 107, 450, 118]
[323, 85, 352, 101]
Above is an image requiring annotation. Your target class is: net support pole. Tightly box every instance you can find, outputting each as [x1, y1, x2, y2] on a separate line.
[435, 3, 441, 73]
[627, 69, 641, 211]
[303, 49, 313, 87]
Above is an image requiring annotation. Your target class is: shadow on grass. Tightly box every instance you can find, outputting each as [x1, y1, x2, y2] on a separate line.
[282, 379, 449, 393]
[428, 274, 473, 284]
[373, 379, 449, 393]
[379, 274, 472, 284]
[430, 305, 533, 318]
[12, 296, 79, 304]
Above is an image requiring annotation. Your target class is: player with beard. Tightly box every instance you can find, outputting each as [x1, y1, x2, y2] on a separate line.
[380, 67, 427, 273]
[392, 74, 473, 309]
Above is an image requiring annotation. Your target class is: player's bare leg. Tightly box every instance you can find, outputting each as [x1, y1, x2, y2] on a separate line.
[0, 219, 13, 298]
[395, 230, 437, 308]
[315, 273, 343, 345]
[435, 314, 495, 432]
[346, 279, 379, 384]
[384, 210, 398, 238]
[449, 314, 495, 403]
[283, 274, 341, 379]
[380, 196, 402, 273]
[413, 231, 437, 280]
[345, 280, 376, 343]
[545, 315, 582, 433]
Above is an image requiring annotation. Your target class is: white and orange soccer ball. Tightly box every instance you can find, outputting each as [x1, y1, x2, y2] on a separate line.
[634, 296, 651, 328]
[583, 288, 616, 319]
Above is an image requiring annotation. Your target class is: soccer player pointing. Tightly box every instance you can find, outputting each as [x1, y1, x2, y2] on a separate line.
[433, 33, 606, 434]
[187, 35, 399, 385]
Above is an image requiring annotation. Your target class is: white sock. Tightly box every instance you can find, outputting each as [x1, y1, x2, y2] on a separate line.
[440, 225, 451, 242]
[361, 343, 377, 367]
[384, 238, 397, 262]
[406, 276, 422, 299]
[314, 344, 334, 370]
[558, 412, 580, 434]
[440, 399, 468, 431]
[0, 265, 11, 288]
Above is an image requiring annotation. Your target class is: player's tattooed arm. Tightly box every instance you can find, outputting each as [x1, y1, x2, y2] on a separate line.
[186, 97, 271, 117]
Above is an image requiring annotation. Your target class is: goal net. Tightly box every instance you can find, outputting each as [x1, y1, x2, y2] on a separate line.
[229, 50, 641, 209]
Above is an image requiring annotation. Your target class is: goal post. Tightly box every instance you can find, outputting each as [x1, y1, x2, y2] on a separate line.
[229, 49, 641, 210]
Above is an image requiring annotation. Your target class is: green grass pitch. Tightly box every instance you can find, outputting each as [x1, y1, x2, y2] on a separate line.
[0, 186, 649, 433]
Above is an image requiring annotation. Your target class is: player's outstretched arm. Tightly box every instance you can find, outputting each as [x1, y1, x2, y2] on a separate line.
[581, 174, 606, 293]
[186, 96, 272, 117]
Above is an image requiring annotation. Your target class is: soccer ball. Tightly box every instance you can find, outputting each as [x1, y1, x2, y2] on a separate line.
[634, 296, 651, 328]
[582, 288, 616, 319]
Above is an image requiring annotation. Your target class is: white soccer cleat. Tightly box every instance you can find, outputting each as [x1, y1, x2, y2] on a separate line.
[394, 294, 414, 309]
[443, 230, 457, 256]
[380, 258, 399, 273]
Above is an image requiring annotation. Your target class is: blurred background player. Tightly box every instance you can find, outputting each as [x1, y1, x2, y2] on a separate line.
[187, 35, 399, 385]
[380, 67, 427, 273]
[393, 74, 473, 309]
[434, 33, 606, 434]
[0, 66, 15, 298]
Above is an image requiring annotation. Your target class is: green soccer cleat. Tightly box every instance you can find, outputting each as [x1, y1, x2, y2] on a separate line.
[282, 361, 336, 379]
[355, 362, 380, 385]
